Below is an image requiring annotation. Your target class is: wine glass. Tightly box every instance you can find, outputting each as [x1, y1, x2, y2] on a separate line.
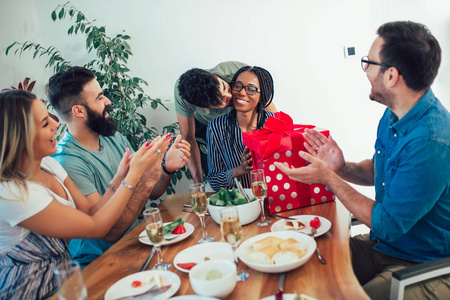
[143, 208, 171, 270]
[250, 169, 272, 227]
[220, 207, 249, 282]
[189, 183, 214, 243]
[53, 260, 87, 300]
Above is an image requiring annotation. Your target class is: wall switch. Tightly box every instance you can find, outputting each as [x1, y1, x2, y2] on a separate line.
[344, 46, 357, 59]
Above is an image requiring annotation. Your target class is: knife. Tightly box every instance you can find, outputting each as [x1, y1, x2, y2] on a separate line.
[182, 209, 210, 216]
[114, 284, 172, 300]
[234, 178, 251, 202]
[268, 213, 299, 221]
[140, 246, 156, 271]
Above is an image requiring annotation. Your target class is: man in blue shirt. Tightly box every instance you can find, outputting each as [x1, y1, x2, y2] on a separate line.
[47, 67, 191, 266]
[275, 21, 449, 299]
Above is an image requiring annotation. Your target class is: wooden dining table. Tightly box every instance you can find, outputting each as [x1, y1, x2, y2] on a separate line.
[63, 194, 369, 300]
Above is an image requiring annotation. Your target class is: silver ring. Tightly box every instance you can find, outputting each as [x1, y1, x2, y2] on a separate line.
[315, 147, 320, 151]
[157, 149, 161, 154]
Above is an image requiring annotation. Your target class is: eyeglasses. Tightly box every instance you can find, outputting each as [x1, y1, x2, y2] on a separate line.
[361, 56, 392, 72]
[231, 82, 261, 96]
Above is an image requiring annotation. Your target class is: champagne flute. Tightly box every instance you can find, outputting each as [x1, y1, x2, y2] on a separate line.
[53, 260, 87, 300]
[143, 208, 171, 270]
[250, 169, 272, 227]
[189, 183, 214, 243]
[220, 207, 249, 282]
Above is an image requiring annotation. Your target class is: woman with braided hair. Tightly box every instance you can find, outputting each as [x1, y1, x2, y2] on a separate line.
[206, 66, 275, 191]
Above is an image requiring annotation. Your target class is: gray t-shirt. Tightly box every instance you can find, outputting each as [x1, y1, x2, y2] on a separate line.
[174, 61, 247, 125]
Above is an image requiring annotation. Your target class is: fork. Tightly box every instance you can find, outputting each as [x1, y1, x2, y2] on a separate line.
[307, 233, 327, 264]
[275, 272, 286, 300]
[128, 234, 180, 241]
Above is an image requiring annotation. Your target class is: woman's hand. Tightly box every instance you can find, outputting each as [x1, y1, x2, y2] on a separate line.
[126, 134, 172, 185]
[116, 147, 132, 181]
[232, 147, 253, 178]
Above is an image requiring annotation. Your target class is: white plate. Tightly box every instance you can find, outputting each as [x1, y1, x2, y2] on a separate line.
[260, 293, 317, 300]
[171, 296, 220, 300]
[237, 231, 316, 273]
[271, 215, 331, 237]
[139, 222, 194, 246]
[173, 242, 234, 273]
[104, 270, 180, 300]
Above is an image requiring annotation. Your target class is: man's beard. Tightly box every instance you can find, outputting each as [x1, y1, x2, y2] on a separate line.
[369, 72, 394, 108]
[85, 105, 117, 136]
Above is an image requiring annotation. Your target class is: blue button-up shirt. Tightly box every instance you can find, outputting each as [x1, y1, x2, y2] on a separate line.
[371, 89, 450, 262]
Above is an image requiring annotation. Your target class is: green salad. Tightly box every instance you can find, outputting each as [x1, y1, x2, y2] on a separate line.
[209, 188, 257, 206]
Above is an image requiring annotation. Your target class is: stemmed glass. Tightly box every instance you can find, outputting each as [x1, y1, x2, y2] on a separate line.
[143, 208, 171, 270]
[220, 207, 249, 282]
[250, 169, 272, 227]
[53, 260, 87, 300]
[189, 183, 214, 243]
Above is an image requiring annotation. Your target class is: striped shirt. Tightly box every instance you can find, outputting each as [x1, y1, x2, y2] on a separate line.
[207, 110, 274, 191]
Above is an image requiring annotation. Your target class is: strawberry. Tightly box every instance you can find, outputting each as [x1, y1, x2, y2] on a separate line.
[310, 217, 321, 229]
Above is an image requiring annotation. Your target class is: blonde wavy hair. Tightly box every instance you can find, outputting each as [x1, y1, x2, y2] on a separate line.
[0, 90, 36, 201]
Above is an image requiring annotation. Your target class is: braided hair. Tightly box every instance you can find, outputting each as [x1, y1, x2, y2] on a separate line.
[227, 66, 274, 143]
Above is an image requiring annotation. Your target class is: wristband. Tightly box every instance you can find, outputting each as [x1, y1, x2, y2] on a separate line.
[121, 180, 136, 190]
[162, 163, 176, 175]
[108, 183, 119, 192]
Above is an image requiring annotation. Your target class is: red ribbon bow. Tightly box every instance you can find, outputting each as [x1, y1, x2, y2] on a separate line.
[260, 112, 314, 159]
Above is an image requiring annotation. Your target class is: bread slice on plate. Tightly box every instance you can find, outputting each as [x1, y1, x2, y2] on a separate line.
[284, 220, 306, 231]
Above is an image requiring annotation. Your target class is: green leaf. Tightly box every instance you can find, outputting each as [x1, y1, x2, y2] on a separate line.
[68, 26, 74, 35]
[51, 11, 57, 21]
[58, 8, 64, 19]
[5, 42, 17, 55]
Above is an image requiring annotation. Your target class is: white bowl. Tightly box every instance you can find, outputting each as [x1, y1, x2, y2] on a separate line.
[189, 260, 237, 298]
[237, 231, 316, 273]
[207, 189, 261, 225]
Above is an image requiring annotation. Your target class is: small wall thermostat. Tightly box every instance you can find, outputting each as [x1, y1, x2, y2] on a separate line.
[344, 46, 356, 59]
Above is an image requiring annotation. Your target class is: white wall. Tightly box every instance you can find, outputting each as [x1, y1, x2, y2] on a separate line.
[1, 0, 449, 196]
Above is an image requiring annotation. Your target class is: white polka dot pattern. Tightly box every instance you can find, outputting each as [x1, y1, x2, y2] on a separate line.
[245, 147, 335, 214]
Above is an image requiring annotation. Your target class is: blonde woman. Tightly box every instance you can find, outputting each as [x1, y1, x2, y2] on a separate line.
[0, 90, 170, 298]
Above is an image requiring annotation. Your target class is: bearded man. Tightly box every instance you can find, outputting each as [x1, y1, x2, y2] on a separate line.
[47, 67, 190, 266]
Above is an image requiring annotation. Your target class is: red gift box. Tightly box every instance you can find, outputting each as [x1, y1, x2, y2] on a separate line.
[242, 112, 335, 213]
